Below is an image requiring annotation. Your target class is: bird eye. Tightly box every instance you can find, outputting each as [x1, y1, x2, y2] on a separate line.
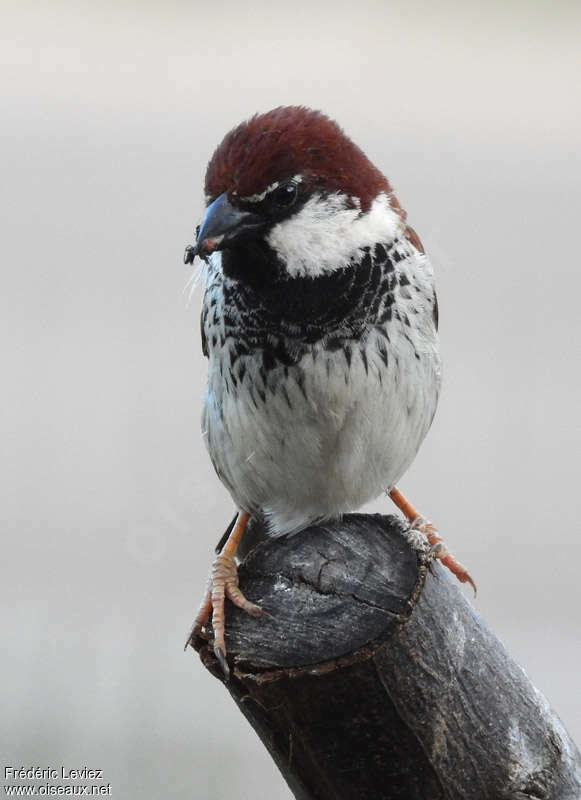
[270, 182, 298, 209]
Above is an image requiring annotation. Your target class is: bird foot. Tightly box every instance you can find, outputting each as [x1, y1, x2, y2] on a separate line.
[410, 516, 477, 595]
[185, 550, 263, 678]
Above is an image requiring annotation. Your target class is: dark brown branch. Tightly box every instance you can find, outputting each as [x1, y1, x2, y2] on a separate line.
[190, 514, 581, 800]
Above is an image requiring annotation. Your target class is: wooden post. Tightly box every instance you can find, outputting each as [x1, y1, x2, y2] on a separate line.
[190, 514, 581, 800]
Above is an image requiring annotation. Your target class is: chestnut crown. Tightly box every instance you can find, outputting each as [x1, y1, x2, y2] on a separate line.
[204, 106, 391, 212]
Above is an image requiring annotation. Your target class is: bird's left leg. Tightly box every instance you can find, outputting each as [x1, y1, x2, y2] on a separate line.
[185, 510, 263, 677]
[388, 487, 476, 593]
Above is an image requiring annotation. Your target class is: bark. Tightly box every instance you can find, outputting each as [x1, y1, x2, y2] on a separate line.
[190, 513, 581, 800]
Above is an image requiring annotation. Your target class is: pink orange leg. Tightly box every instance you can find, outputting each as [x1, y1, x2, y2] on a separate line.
[186, 511, 263, 677]
[389, 487, 476, 594]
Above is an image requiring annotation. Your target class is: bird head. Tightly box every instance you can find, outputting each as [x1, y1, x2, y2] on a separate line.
[185, 106, 406, 284]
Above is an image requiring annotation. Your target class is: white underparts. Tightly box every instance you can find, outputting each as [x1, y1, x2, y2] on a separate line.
[267, 192, 403, 278]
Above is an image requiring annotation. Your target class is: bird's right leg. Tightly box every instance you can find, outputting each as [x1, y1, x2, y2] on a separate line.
[185, 510, 263, 677]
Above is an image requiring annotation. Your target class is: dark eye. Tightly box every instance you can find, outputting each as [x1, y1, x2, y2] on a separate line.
[270, 182, 298, 209]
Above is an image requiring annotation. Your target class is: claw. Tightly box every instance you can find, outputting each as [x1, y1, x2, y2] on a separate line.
[440, 553, 477, 596]
[214, 644, 230, 680]
[185, 511, 263, 676]
[184, 585, 212, 651]
[388, 488, 476, 596]
[413, 516, 477, 595]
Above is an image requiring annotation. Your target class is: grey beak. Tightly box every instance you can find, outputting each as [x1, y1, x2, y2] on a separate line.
[184, 192, 264, 264]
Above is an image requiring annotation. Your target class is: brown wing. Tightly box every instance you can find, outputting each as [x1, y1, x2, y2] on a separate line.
[405, 225, 438, 331]
[200, 311, 209, 358]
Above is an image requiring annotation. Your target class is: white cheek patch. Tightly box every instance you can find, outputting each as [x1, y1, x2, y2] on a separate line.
[266, 192, 402, 278]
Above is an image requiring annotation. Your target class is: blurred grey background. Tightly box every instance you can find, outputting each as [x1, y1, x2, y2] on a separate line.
[2, 0, 580, 797]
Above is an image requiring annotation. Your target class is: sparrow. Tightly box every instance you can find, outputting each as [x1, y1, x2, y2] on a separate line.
[184, 106, 474, 676]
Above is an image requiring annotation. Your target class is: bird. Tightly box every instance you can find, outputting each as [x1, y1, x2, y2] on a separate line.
[184, 106, 474, 676]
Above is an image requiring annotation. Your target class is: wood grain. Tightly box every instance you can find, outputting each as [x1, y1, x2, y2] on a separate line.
[190, 514, 581, 800]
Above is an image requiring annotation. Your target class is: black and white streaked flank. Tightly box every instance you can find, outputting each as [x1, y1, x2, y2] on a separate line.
[189, 106, 441, 536]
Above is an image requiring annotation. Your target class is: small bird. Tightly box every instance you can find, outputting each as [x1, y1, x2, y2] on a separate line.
[185, 106, 473, 675]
